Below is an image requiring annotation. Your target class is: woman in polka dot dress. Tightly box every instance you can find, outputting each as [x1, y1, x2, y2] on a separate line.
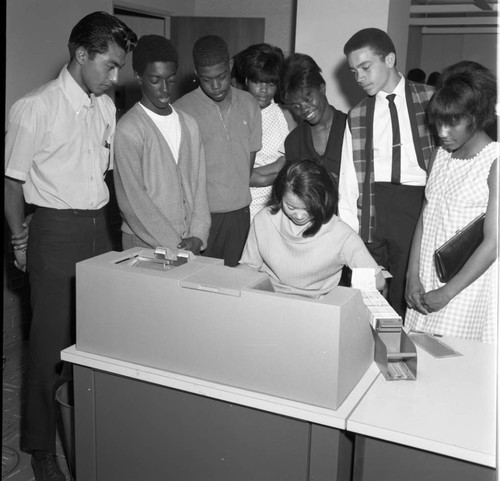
[232, 44, 296, 220]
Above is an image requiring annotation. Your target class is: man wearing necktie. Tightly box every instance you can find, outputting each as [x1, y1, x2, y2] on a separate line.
[338, 28, 436, 318]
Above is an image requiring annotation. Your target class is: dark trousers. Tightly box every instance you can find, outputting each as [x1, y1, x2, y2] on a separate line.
[367, 183, 425, 318]
[22, 207, 112, 453]
[202, 206, 250, 267]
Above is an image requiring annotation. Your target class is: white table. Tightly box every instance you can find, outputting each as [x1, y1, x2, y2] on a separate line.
[62, 345, 379, 430]
[347, 336, 496, 480]
[62, 346, 379, 481]
[62, 336, 496, 481]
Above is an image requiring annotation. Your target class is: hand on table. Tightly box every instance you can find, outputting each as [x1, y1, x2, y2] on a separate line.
[177, 237, 203, 255]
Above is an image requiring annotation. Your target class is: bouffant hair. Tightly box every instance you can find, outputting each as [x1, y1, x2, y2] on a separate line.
[427, 60, 497, 131]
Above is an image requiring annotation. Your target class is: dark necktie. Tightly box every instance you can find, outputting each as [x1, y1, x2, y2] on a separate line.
[386, 94, 401, 184]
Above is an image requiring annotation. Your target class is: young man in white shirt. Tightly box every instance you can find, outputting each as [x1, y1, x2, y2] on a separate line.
[4, 12, 136, 480]
[338, 28, 435, 318]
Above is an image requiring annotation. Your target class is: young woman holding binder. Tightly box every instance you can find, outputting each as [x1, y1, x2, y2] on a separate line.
[405, 61, 498, 342]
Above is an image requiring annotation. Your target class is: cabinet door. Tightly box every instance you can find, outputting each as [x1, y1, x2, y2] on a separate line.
[352, 436, 496, 481]
[76, 368, 309, 480]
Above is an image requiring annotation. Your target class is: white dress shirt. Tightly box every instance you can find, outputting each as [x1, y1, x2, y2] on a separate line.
[5, 65, 116, 210]
[338, 76, 427, 233]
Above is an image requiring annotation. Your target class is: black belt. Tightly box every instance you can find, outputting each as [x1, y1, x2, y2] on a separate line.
[35, 206, 105, 217]
[374, 182, 425, 190]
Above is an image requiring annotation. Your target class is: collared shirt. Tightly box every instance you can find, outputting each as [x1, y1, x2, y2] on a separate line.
[338, 76, 427, 232]
[5, 65, 116, 209]
[372, 77, 427, 184]
[174, 86, 262, 213]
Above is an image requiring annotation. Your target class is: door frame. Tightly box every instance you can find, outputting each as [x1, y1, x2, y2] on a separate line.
[113, 1, 172, 37]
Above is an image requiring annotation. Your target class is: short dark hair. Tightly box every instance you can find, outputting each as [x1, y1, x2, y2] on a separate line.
[426, 71, 442, 87]
[192, 35, 229, 68]
[280, 53, 325, 104]
[407, 68, 426, 83]
[343, 28, 396, 61]
[68, 11, 137, 60]
[269, 159, 338, 237]
[427, 60, 497, 131]
[132, 35, 178, 75]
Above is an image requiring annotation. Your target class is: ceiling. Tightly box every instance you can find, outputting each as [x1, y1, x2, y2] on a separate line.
[410, 0, 498, 35]
[411, 0, 497, 5]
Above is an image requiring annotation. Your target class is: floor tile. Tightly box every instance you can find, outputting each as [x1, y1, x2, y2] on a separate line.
[3, 340, 72, 480]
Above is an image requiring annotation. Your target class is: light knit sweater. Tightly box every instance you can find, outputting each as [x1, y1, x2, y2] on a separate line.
[239, 208, 380, 298]
[114, 103, 210, 250]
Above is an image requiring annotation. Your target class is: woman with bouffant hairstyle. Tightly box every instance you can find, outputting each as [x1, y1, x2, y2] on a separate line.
[406, 61, 498, 342]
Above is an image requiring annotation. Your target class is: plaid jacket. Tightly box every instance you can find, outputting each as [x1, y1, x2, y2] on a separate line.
[348, 80, 435, 242]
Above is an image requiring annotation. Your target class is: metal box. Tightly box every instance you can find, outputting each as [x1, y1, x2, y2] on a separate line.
[76, 248, 375, 409]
